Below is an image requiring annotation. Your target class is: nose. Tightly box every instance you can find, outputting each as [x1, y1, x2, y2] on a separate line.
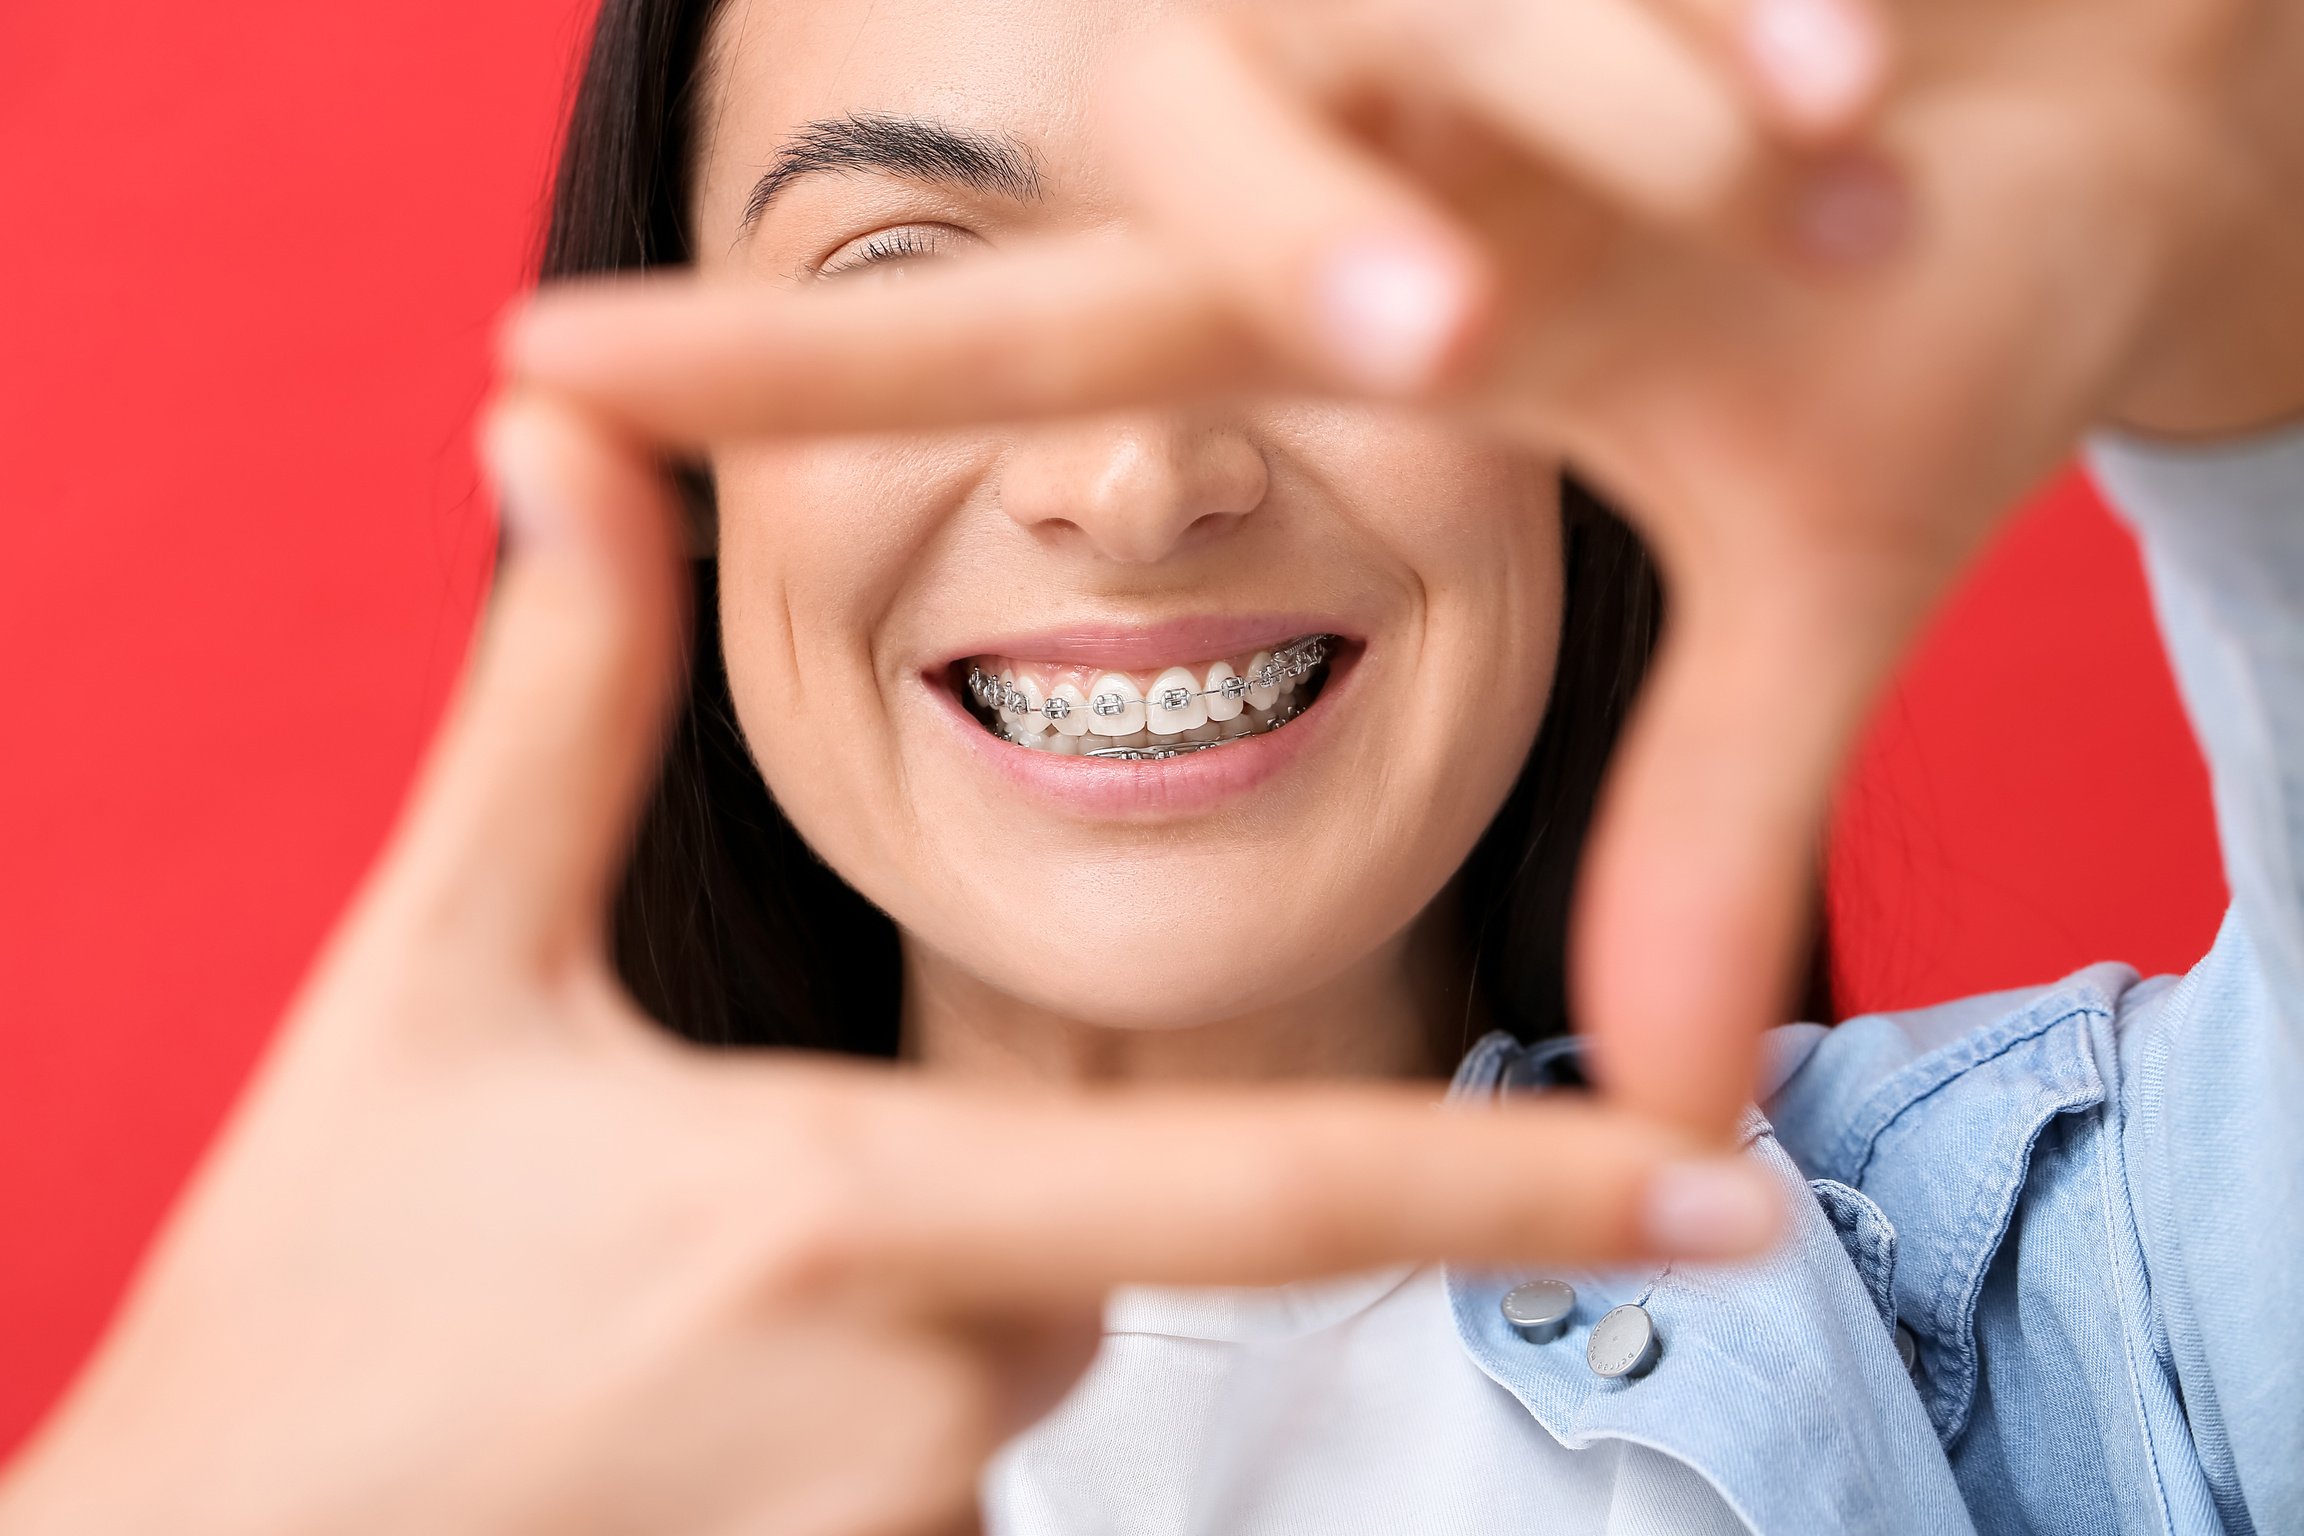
[999, 413, 1270, 564]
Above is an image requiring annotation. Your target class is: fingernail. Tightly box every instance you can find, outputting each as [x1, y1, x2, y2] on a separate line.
[1313, 232, 1472, 396]
[1741, 0, 1870, 128]
[1790, 153, 1909, 267]
[1642, 1158, 1782, 1257]
[1744, 0, 1883, 130]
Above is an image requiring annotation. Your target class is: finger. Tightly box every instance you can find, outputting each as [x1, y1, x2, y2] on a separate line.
[1381, 0, 1764, 216]
[1092, 6, 1839, 404]
[503, 243, 1266, 450]
[358, 392, 686, 974]
[1568, 545, 1922, 1138]
[1655, 0, 1893, 140]
[1096, 13, 1498, 397]
[738, 1073, 1783, 1307]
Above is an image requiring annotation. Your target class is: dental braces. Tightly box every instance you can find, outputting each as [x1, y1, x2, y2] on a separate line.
[965, 634, 1332, 761]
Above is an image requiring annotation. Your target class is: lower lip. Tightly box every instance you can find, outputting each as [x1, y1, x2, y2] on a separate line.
[927, 654, 1356, 821]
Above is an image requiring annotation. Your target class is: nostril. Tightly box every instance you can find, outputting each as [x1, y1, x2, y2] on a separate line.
[996, 416, 1270, 564]
[1179, 508, 1252, 547]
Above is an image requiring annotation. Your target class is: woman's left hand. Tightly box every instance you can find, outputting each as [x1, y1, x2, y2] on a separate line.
[507, 0, 2304, 1143]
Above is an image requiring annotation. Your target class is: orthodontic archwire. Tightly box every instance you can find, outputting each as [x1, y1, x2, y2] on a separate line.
[965, 634, 1332, 760]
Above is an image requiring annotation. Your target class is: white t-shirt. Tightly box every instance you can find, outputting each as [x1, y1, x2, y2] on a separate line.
[983, 1265, 1750, 1535]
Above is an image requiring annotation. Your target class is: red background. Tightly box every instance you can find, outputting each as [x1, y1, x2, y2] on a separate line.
[0, 0, 2227, 1460]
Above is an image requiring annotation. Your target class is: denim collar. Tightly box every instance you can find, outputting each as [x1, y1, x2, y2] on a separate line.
[1763, 980, 2114, 1446]
[1443, 1031, 1973, 1535]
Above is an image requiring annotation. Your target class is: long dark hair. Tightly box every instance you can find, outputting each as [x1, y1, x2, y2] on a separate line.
[540, 0, 1829, 1056]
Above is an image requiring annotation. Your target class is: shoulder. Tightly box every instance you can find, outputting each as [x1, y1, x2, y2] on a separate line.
[1763, 918, 2272, 1189]
[1764, 962, 2145, 1187]
[1758, 957, 2194, 1452]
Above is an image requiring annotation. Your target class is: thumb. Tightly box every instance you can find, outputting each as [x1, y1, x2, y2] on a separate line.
[1571, 547, 1916, 1138]
[356, 391, 687, 980]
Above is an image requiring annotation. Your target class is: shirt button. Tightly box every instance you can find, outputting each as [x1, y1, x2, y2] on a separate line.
[1894, 1324, 1920, 1376]
[1587, 1303, 1661, 1379]
[1499, 1279, 1577, 1343]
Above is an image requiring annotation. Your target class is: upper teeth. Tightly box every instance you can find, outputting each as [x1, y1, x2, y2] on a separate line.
[967, 637, 1325, 722]
[963, 635, 1331, 757]
[1146, 668, 1207, 736]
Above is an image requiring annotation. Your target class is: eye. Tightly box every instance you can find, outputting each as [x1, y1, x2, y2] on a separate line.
[818, 222, 971, 280]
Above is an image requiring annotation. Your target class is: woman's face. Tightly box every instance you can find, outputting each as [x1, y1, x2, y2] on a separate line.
[691, 0, 1564, 1049]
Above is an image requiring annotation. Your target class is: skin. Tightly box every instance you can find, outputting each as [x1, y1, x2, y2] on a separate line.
[2, 0, 2300, 1531]
[522, 0, 2304, 1137]
[693, 0, 1566, 1085]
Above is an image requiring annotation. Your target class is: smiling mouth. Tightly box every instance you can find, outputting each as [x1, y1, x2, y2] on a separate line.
[959, 635, 1336, 760]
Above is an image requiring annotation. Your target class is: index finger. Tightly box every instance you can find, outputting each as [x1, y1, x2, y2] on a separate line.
[503, 239, 1280, 449]
[735, 1071, 1783, 1308]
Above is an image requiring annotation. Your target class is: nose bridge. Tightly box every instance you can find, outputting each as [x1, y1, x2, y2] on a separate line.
[1000, 412, 1270, 564]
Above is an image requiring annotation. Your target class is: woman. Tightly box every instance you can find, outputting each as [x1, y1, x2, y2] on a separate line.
[3, 0, 2300, 1531]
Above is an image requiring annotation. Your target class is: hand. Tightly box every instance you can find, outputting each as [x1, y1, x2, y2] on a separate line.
[2090, 0, 2304, 440]
[504, 0, 2304, 1140]
[0, 397, 1767, 1536]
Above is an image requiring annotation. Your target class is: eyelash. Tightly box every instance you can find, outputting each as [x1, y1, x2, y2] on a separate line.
[820, 223, 960, 277]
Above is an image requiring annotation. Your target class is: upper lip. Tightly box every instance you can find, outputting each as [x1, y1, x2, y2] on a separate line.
[936, 615, 1356, 671]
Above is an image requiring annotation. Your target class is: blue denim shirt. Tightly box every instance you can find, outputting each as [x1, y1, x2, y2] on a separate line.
[1444, 426, 2304, 1535]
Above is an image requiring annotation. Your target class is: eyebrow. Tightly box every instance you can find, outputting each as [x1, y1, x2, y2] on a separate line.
[737, 112, 1042, 237]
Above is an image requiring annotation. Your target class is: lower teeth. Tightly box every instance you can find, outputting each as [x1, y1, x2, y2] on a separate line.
[1078, 693, 1310, 759]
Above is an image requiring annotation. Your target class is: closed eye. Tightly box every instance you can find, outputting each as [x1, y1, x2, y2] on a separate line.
[818, 222, 974, 279]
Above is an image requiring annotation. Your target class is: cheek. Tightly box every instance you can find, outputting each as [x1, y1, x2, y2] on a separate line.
[1406, 509, 1565, 862]
[709, 432, 992, 858]
[1279, 408, 1566, 732]
[713, 435, 981, 649]
[1279, 416, 1567, 916]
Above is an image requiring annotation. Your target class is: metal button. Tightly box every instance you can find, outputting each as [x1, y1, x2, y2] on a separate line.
[1499, 1279, 1577, 1344]
[1894, 1324, 1919, 1376]
[1587, 1303, 1661, 1379]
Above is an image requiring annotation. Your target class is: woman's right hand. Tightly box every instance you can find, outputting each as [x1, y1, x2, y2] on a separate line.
[0, 397, 1766, 1536]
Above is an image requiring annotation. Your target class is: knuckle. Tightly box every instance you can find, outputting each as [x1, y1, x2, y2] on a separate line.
[742, 1096, 887, 1303]
[752, 1195, 869, 1302]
